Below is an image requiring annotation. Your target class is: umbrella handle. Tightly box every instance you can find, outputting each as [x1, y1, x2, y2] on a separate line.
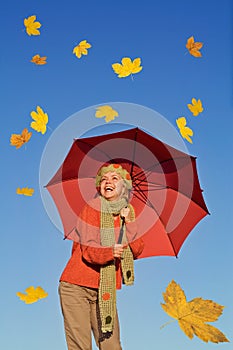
[117, 216, 126, 244]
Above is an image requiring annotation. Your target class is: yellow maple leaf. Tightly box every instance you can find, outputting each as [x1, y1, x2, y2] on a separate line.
[161, 280, 229, 343]
[73, 40, 92, 58]
[24, 15, 41, 36]
[30, 106, 48, 134]
[10, 128, 32, 149]
[31, 54, 47, 65]
[112, 57, 143, 78]
[176, 117, 193, 143]
[16, 187, 34, 196]
[186, 36, 203, 57]
[187, 98, 203, 116]
[16, 286, 48, 304]
[95, 105, 119, 123]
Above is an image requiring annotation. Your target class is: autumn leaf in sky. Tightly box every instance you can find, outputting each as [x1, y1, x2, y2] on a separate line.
[16, 187, 34, 196]
[176, 117, 193, 143]
[112, 57, 142, 78]
[73, 40, 92, 58]
[161, 280, 229, 343]
[186, 36, 203, 57]
[30, 106, 48, 134]
[16, 286, 48, 304]
[10, 128, 32, 149]
[31, 54, 47, 65]
[95, 105, 119, 123]
[187, 98, 203, 116]
[24, 15, 41, 36]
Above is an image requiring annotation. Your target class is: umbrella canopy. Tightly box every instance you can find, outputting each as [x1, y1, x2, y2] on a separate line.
[46, 127, 209, 258]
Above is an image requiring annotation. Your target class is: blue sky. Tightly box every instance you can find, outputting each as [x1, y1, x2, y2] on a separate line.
[1, 1, 233, 349]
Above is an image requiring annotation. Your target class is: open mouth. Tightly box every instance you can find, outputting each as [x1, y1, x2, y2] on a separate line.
[105, 186, 114, 192]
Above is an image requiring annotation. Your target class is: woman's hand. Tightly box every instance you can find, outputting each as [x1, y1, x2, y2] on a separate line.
[113, 244, 124, 258]
[120, 207, 131, 223]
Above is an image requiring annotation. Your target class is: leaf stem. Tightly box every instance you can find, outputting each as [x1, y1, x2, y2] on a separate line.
[47, 126, 53, 132]
[160, 319, 176, 329]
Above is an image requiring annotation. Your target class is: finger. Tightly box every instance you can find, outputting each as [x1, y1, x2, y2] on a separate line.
[114, 247, 123, 253]
[115, 243, 123, 248]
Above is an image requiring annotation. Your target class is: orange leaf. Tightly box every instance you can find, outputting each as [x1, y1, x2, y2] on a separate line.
[31, 54, 47, 65]
[16, 286, 48, 304]
[16, 187, 34, 196]
[10, 128, 32, 149]
[186, 36, 203, 57]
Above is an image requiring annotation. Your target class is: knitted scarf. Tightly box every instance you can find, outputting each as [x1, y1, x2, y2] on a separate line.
[98, 196, 135, 334]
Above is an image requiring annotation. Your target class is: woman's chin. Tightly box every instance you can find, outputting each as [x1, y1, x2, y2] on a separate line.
[103, 193, 120, 201]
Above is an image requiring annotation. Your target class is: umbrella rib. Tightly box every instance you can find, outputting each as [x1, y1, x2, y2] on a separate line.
[63, 226, 77, 240]
[132, 181, 179, 256]
[131, 182, 178, 258]
[133, 188, 154, 209]
[132, 190, 151, 207]
[133, 175, 166, 189]
[133, 181, 163, 213]
[134, 156, 193, 180]
[133, 168, 209, 213]
[135, 186, 166, 192]
[45, 176, 96, 186]
[77, 139, 115, 162]
[163, 185, 209, 214]
[167, 236, 178, 258]
[136, 179, 209, 214]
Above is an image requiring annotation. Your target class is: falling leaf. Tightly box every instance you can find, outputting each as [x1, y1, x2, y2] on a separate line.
[73, 40, 92, 58]
[31, 54, 47, 65]
[95, 105, 119, 123]
[30, 106, 48, 134]
[16, 286, 48, 304]
[16, 187, 34, 196]
[186, 36, 203, 57]
[10, 128, 32, 149]
[161, 280, 229, 343]
[176, 117, 193, 143]
[112, 57, 143, 78]
[24, 15, 41, 36]
[187, 98, 203, 116]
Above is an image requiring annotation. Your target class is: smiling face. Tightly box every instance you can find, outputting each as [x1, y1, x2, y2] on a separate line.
[99, 171, 125, 201]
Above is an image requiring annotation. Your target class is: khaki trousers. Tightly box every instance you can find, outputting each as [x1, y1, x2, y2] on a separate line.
[59, 281, 122, 350]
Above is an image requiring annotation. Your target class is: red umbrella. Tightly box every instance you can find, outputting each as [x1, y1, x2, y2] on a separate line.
[46, 127, 209, 258]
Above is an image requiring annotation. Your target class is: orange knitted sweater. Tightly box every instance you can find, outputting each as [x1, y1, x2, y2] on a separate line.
[60, 197, 144, 289]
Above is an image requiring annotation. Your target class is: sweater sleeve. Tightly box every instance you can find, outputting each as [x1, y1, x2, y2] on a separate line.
[129, 237, 144, 259]
[81, 245, 115, 265]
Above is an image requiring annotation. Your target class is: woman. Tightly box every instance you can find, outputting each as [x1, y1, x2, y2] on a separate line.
[59, 164, 144, 350]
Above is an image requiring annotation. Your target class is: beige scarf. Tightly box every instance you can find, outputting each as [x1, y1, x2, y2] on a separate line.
[98, 196, 135, 334]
